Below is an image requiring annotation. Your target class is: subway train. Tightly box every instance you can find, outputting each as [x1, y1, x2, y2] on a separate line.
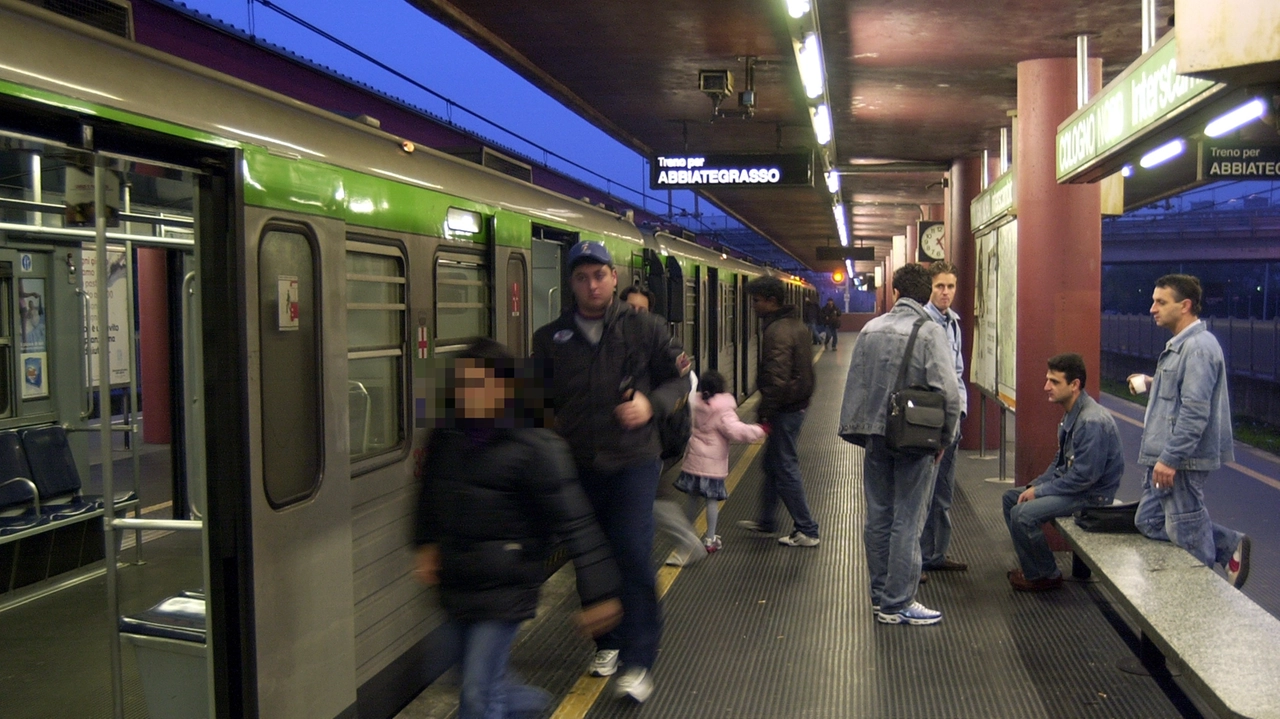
[0, 4, 814, 718]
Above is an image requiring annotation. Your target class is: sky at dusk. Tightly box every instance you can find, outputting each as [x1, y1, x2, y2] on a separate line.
[175, 0, 727, 231]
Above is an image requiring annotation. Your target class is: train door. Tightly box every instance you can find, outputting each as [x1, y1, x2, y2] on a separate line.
[706, 267, 720, 370]
[505, 254, 528, 356]
[682, 268, 697, 374]
[739, 275, 755, 397]
[721, 279, 737, 397]
[531, 238, 562, 334]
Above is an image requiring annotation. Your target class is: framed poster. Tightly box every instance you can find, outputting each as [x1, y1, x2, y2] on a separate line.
[19, 278, 48, 399]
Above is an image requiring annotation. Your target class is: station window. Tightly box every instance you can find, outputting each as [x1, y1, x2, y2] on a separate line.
[434, 255, 490, 352]
[346, 242, 406, 460]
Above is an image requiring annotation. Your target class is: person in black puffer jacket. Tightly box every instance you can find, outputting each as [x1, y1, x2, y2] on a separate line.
[414, 338, 621, 719]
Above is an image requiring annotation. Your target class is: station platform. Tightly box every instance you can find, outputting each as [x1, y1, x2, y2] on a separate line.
[397, 340, 1203, 719]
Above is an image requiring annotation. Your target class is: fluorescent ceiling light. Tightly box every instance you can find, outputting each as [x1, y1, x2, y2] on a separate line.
[833, 203, 849, 246]
[811, 104, 832, 145]
[825, 169, 841, 195]
[786, 0, 810, 19]
[1120, 164, 1133, 177]
[1205, 98, 1267, 138]
[798, 33, 825, 99]
[844, 258, 854, 278]
[1139, 138, 1185, 169]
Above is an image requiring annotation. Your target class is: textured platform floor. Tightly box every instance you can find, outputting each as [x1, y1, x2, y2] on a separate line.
[461, 341, 1199, 719]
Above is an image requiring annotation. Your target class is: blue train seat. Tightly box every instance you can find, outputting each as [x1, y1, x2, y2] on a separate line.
[0, 431, 45, 535]
[21, 426, 99, 520]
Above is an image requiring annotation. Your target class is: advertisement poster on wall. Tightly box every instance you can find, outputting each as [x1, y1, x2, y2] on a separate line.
[81, 244, 132, 387]
[19, 278, 48, 399]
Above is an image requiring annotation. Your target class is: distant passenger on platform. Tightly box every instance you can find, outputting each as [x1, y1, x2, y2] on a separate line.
[1131, 274, 1252, 588]
[803, 297, 821, 345]
[413, 338, 622, 719]
[532, 241, 691, 703]
[920, 261, 970, 574]
[738, 276, 820, 548]
[621, 285, 656, 314]
[1002, 353, 1124, 591]
[821, 298, 842, 350]
[674, 369, 767, 554]
[839, 263, 960, 626]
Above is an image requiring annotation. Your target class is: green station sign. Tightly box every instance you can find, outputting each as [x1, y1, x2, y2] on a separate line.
[970, 171, 1015, 232]
[1056, 33, 1218, 182]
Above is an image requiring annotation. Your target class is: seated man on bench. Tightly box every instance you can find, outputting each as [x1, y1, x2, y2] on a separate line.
[1003, 353, 1125, 591]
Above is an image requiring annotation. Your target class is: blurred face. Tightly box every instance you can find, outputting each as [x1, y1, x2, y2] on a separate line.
[625, 292, 650, 313]
[930, 273, 957, 312]
[752, 295, 779, 315]
[571, 262, 617, 317]
[455, 361, 511, 419]
[1044, 369, 1079, 406]
[1150, 285, 1190, 332]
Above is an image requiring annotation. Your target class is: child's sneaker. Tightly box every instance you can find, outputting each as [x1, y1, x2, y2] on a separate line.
[703, 535, 722, 553]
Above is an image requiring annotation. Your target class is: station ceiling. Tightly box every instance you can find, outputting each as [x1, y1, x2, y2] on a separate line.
[407, 0, 1169, 272]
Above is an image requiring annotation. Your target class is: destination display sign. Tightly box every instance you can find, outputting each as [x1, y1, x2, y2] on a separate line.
[1056, 33, 1217, 182]
[1202, 142, 1280, 179]
[816, 246, 875, 261]
[651, 152, 813, 189]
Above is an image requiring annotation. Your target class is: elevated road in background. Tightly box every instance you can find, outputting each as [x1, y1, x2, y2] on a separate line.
[1099, 392, 1280, 620]
[1104, 206, 1280, 263]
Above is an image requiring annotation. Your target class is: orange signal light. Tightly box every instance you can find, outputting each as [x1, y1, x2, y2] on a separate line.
[832, 270, 845, 284]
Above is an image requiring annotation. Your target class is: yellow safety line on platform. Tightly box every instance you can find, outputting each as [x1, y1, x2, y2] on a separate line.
[550, 437, 765, 719]
[1108, 408, 1280, 492]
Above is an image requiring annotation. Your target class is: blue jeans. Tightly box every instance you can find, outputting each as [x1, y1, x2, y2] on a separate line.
[1002, 489, 1088, 581]
[862, 435, 936, 612]
[578, 459, 662, 669]
[920, 439, 959, 568]
[1135, 467, 1242, 569]
[758, 409, 819, 537]
[442, 620, 551, 719]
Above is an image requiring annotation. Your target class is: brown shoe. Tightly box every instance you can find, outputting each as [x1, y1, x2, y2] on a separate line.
[918, 571, 929, 585]
[929, 557, 968, 572]
[1007, 569, 1063, 592]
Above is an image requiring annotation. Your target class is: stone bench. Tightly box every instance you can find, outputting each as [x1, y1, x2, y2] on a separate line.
[1054, 518, 1280, 719]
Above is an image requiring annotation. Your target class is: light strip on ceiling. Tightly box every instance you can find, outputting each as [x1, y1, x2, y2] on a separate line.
[825, 169, 841, 195]
[833, 203, 849, 246]
[1204, 98, 1267, 138]
[786, 0, 811, 19]
[811, 104, 832, 145]
[798, 33, 825, 99]
[1139, 138, 1185, 169]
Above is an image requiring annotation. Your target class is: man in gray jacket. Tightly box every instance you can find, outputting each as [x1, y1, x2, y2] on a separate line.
[1132, 274, 1251, 588]
[839, 264, 960, 626]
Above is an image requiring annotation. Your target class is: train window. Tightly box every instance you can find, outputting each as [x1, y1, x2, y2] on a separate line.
[0, 263, 11, 418]
[346, 242, 406, 460]
[435, 256, 490, 351]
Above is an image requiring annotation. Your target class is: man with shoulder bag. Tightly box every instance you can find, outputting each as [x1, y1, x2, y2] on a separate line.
[1002, 354, 1125, 592]
[839, 264, 960, 626]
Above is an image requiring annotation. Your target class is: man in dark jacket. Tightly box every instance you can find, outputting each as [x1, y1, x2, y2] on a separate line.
[803, 297, 821, 345]
[739, 276, 820, 547]
[821, 299, 842, 349]
[531, 241, 690, 703]
[415, 338, 621, 719]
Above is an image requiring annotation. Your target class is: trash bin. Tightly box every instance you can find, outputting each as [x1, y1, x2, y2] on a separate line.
[119, 591, 209, 719]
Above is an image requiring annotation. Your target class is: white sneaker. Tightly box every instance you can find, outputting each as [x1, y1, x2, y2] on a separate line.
[588, 649, 619, 677]
[875, 601, 942, 626]
[613, 667, 654, 702]
[778, 530, 819, 547]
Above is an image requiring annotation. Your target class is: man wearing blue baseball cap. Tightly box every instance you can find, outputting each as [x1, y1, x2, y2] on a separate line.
[532, 240, 690, 703]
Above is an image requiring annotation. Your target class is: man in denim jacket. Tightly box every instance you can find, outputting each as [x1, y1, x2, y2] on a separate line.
[839, 264, 960, 626]
[1133, 274, 1251, 588]
[1003, 354, 1124, 591]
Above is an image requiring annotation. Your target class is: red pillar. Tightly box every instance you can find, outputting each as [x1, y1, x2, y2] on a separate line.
[137, 248, 171, 444]
[950, 157, 1000, 451]
[1014, 58, 1102, 486]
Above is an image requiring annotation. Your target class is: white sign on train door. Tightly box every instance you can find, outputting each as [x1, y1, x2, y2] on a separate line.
[80, 244, 132, 387]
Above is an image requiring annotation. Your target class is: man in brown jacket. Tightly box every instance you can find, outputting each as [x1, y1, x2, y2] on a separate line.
[738, 277, 820, 547]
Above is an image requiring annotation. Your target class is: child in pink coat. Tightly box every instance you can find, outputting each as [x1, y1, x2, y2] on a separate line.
[674, 370, 768, 552]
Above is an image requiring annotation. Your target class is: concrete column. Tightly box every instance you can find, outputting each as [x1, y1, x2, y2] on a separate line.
[950, 157, 999, 451]
[1014, 57, 1102, 486]
[137, 248, 171, 443]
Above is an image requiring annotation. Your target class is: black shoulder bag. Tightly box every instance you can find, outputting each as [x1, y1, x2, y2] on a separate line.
[884, 317, 947, 456]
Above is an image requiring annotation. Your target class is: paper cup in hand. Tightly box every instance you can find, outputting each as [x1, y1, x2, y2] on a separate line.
[1128, 374, 1148, 395]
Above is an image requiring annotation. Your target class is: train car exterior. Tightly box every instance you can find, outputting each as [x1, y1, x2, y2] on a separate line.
[0, 3, 813, 717]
